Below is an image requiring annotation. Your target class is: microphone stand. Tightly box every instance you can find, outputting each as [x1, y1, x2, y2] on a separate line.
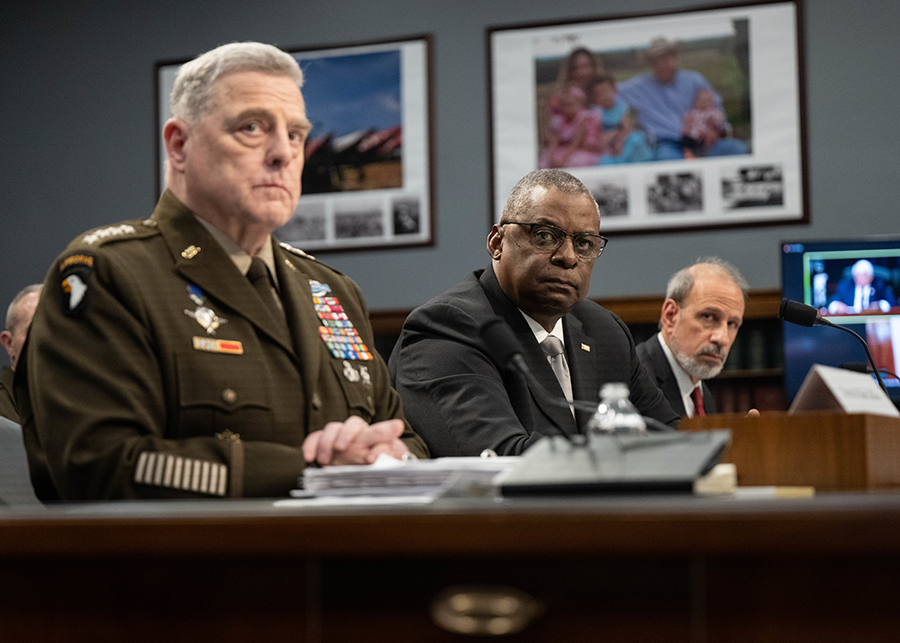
[779, 299, 890, 394]
[827, 323, 889, 394]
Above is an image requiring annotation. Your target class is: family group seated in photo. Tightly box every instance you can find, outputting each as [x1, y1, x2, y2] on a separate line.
[539, 37, 748, 169]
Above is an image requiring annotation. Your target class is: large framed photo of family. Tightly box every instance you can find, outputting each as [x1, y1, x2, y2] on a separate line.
[488, 0, 807, 234]
[156, 35, 434, 253]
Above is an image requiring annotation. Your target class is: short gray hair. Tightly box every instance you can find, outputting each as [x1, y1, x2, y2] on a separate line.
[6, 284, 42, 333]
[500, 169, 600, 222]
[170, 42, 304, 124]
[665, 257, 748, 306]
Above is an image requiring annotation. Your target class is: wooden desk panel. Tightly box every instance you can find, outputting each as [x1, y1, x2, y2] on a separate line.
[682, 412, 900, 490]
[3, 495, 900, 642]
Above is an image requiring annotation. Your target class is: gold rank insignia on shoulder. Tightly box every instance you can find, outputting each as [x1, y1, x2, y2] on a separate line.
[193, 336, 243, 355]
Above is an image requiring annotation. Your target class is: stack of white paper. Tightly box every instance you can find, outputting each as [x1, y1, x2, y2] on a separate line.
[298, 455, 521, 498]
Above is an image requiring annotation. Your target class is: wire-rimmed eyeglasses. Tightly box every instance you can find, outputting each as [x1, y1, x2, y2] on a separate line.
[501, 222, 608, 259]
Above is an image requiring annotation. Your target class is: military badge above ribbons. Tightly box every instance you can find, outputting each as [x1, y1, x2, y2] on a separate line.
[58, 253, 95, 317]
[309, 279, 374, 361]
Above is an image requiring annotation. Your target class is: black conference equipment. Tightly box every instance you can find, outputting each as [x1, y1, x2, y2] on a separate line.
[479, 318, 730, 495]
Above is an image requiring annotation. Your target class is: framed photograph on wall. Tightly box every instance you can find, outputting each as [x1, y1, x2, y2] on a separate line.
[156, 35, 434, 253]
[488, 1, 807, 234]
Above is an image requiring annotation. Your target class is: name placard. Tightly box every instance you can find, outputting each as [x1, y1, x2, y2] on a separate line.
[789, 364, 899, 417]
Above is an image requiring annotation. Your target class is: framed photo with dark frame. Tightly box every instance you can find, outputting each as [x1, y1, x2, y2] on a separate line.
[488, 1, 807, 234]
[155, 35, 434, 253]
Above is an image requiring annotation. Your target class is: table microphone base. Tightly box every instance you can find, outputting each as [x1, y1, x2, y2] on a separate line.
[498, 430, 731, 496]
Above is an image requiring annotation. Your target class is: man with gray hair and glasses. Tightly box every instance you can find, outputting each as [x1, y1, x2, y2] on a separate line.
[636, 258, 750, 418]
[390, 169, 678, 457]
[18, 42, 427, 501]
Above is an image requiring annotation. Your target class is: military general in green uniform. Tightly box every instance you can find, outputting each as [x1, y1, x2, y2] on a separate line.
[18, 42, 428, 501]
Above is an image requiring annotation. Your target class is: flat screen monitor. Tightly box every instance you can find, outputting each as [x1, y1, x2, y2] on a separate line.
[781, 238, 900, 405]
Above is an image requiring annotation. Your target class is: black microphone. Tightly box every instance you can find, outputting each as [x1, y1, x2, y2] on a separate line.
[778, 298, 889, 394]
[778, 297, 835, 328]
[479, 317, 673, 433]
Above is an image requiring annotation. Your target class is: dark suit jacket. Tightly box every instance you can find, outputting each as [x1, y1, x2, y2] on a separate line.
[389, 266, 679, 457]
[635, 335, 716, 417]
[830, 278, 898, 308]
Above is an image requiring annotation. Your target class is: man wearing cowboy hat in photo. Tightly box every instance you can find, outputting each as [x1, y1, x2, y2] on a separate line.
[618, 36, 748, 161]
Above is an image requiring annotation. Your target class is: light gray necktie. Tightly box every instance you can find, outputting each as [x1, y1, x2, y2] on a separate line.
[541, 335, 574, 415]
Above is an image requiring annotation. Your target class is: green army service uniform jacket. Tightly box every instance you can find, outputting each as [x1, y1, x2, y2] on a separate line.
[20, 190, 427, 500]
[0, 366, 17, 424]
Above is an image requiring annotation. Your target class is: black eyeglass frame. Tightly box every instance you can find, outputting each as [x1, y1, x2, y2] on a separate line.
[500, 222, 608, 259]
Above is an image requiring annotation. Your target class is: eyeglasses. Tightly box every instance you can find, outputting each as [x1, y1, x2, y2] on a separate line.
[501, 222, 608, 259]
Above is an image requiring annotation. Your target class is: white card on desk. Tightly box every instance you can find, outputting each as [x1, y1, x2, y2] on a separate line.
[789, 364, 899, 417]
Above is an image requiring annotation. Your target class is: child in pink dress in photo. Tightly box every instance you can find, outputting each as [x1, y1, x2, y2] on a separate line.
[539, 85, 601, 169]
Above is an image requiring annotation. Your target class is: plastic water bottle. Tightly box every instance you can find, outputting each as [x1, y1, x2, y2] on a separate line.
[587, 382, 647, 435]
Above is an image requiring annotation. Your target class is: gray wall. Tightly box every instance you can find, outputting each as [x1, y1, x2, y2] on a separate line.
[2, 0, 898, 351]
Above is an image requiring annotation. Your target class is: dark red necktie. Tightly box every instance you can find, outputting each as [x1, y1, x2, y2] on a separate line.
[691, 387, 706, 418]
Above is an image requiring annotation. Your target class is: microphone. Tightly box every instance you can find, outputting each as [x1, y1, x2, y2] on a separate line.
[479, 317, 673, 433]
[778, 297, 835, 328]
[778, 298, 888, 394]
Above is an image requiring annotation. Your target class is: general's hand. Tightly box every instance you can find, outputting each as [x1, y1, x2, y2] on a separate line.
[302, 416, 408, 466]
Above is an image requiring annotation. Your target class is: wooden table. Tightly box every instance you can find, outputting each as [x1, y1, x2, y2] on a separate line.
[3, 492, 900, 642]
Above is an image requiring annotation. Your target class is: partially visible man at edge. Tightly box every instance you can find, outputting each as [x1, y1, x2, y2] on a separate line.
[636, 258, 751, 418]
[18, 42, 427, 501]
[0, 284, 41, 423]
[389, 169, 679, 457]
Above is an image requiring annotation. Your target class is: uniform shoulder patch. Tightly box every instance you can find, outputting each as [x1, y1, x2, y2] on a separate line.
[57, 253, 95, 317]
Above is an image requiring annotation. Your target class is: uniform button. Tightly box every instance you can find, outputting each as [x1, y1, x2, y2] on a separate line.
[312, 392, 322, 409]
[221, 389, 237, 404]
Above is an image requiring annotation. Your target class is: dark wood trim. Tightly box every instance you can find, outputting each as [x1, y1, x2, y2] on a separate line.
[369, 288, 783, 335]
[369, 309, 414, 336]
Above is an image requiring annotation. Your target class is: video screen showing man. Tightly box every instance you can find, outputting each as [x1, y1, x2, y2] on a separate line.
[826, 259, 898, 315]
[389, 169, 679, 457]
[18, 42, 427, 502]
